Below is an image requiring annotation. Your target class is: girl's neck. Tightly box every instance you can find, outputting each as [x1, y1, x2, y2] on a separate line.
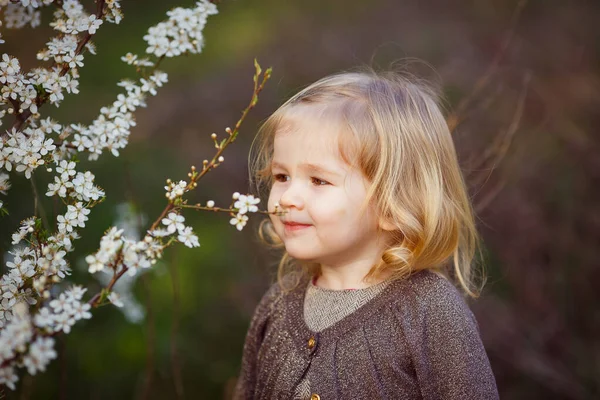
[314, 262, 393, 290]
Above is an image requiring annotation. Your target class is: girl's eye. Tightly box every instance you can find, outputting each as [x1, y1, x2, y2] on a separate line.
[273, 173, 289, 182]
[311, 177, 330, 186]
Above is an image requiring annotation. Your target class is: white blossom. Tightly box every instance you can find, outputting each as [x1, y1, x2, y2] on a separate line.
[177, 226, 199, 248]
[121, 52, 138, 65]
[22, 337, 57, 375]
[0, 365, 18, 390]
[234, 194, 260, 214]
[0, 172, 11, 194]
[164, 180, 187, 200]
[230, 213, 249, 231]
[65, 202, 90, 228]
[108, 292, 123, 308]
[161, 212, 185, 234]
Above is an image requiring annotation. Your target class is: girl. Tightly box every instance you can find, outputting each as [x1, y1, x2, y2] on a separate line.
[233, 69, 499, 399]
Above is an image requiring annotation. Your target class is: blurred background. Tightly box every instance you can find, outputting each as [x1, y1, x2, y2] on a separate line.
[1, 0, 599, 398]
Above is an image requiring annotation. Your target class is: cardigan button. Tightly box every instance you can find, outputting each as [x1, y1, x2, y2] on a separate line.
[310, 394, 321, 400]
[307, 336, 316, 349]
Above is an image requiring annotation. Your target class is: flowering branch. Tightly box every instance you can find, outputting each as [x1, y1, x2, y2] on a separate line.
[0, 0, 272, 391]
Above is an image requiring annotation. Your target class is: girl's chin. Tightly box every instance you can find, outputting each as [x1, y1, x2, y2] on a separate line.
[284, 246, 319, 262]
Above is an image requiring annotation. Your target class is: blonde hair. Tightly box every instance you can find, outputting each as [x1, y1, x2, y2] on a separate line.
[250, 67, 485, 298]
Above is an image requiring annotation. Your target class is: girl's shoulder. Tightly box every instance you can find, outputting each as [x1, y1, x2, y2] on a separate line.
[251, 273, 308, 321]
[389, 269, 479, 330]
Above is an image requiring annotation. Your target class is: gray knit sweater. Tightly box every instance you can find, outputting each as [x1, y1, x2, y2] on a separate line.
[233, 270, 499, 400]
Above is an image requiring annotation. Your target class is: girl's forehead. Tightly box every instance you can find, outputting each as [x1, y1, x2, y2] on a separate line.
[274, 105, 345, 157]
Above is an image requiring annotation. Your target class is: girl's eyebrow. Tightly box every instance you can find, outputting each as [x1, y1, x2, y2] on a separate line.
[271, 161, 342, 177]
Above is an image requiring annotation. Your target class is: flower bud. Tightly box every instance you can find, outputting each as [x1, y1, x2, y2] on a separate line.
[207, 200, 215, 208]
[218, 156, 224, 162]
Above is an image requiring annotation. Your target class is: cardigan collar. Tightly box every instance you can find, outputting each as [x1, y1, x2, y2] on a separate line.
[283, 273, 408, 352]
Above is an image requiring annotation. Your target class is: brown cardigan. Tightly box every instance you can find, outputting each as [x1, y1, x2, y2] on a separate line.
[233, 270, 499, 400]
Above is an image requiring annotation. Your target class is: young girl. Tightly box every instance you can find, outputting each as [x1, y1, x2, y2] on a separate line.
[233, 69, 499, 399]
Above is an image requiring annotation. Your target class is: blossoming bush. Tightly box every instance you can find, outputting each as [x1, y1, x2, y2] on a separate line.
[0, 0, 271, 390]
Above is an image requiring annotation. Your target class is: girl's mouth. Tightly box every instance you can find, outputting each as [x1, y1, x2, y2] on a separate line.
[283, 222, 312, 232]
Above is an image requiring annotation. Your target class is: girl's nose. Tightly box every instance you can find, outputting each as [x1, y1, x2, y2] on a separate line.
[278, 183, 305, 210]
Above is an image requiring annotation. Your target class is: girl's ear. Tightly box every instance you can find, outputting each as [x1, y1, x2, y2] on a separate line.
[378, 215, 396, 232]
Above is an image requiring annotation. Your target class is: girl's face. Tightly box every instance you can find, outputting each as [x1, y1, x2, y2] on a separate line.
[268, 108, 388, 270]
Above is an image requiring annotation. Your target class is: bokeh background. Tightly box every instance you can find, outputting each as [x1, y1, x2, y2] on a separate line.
[1, 0, 599, 398]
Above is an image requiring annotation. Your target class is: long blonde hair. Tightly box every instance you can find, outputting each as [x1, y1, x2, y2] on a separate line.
[250, 68, 485, 298]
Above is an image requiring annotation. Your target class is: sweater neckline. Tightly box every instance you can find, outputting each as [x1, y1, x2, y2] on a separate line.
[285, 272, 417, 351]
[308, 275, 392, 293]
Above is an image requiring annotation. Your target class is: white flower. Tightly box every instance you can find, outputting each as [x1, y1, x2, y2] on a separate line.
[65, 202, 90, 228]
[33, 307, 54, 328]
[49, 293, 71, 314]
[56, 214, 77, 233]
[139, 78, 157, 96]
[121, 52, 137, 65]
[46, 175, 73, 197]
[150, 70, 168, 87]
[86, 14, 103, 34]
[63, 51, 84, 69]
[71, 171, 102, 201]
[15, 153, 45, 179]
[85, 254, 104, 273]
[150, 228, 171, 237]
[164, 180, 187, 200]
[230, 213, 248, 231]
[0, 173, 11, 195]
[108, 292, 123, 308]
[0, 365, 18, 390]
[39, 118, 62, 134]
[161, 212, 185, 234]
[55, 160, 77, 180]
[70, 301, 91, 321]
[22, 337, 56, 375]
[53, 312, 75, 334]
[177, 226, 199, 248]
[206, 200, 215, 208]
[66, 285, 87, 301]
[234, 194, 260, 214]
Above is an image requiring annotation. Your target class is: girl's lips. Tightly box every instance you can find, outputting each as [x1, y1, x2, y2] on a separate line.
[283, 222, 312, 232]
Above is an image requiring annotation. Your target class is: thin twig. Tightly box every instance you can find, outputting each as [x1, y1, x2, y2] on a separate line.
[147, 62, 271, 233]
[169, 248, 185, 399]
[470, 72, 530, 191]
[179, 203, 278, 216]
[447, 0, 528, 133]
[139, 273, 155, 400]
[29, 172, 51, 231]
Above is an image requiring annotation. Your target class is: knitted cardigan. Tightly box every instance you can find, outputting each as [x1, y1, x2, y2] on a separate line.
[233, 270, 499, 400]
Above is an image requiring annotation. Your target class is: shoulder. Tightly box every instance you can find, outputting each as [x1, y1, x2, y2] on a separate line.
[390, 270, 477, 329]
[251, 281, 283, 322]
[250, 273, 306, 324]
